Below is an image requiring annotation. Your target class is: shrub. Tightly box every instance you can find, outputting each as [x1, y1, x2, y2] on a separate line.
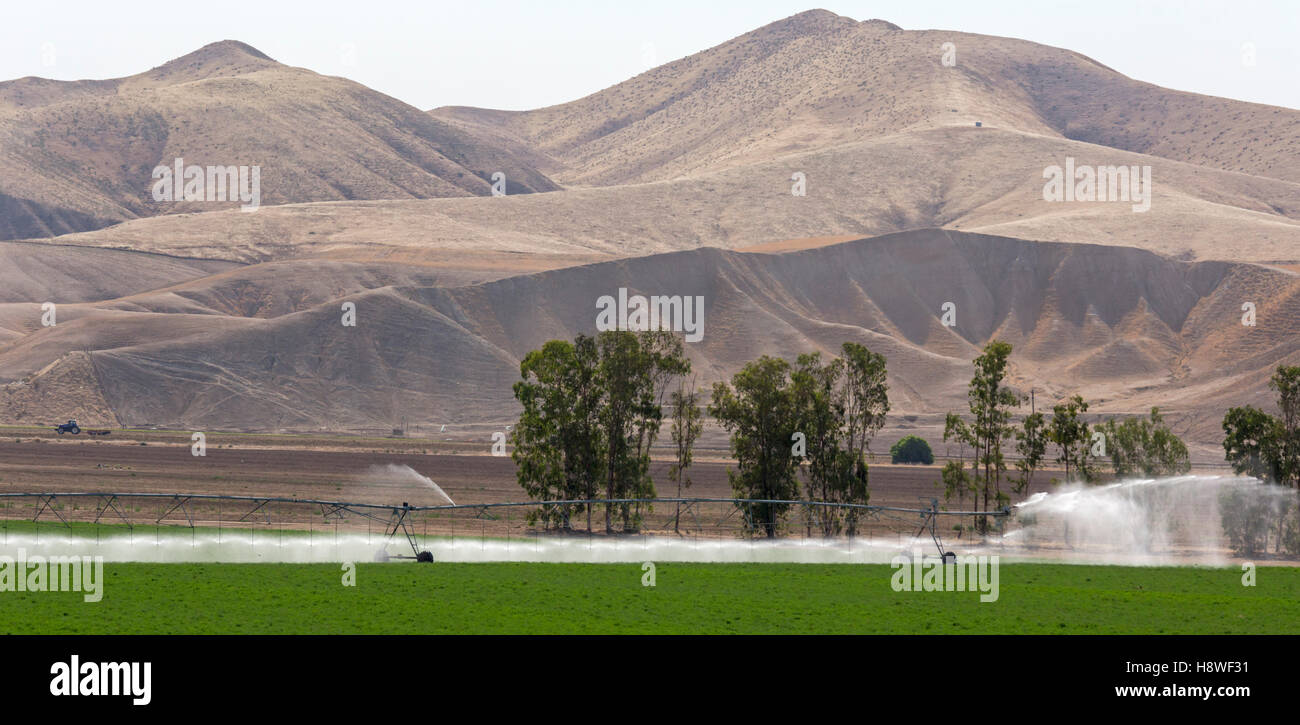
[891, 435, 934, 464]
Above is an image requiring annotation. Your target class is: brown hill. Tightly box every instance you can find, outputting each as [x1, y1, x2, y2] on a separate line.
[1, 230, 1295, 458]
[431, 10, 1300, 187]
[0, 40, 559, 241]
[31, 126, 1300, 265]
[0, 241, 236, 305]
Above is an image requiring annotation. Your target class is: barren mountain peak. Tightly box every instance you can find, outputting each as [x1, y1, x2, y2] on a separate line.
[780, 8, 844, 21]
[758, 8, 856, 34]
[195, 39, 274, 61]
[759, 10, 898, 33]
[859, 18, 903, 31]
[142, 39, 278, 82]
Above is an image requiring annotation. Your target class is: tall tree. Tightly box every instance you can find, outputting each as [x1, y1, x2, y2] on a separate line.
[1012, 410, 1046, 495]
[510, 336, 603, 530]
[1269, 366, 1300, 487]
[597, 330, 688, 532]
[943, 340, 1019, 532]
[789, 343, 890, 536]
[710, 356, 802, 538]
[1048, 394, 1092, 482]
[512, 331, 689, 533]
[838, 342, 890, 535]
[1222, 405, 1285, 483]
[1223, 366, 1300, 487]
[1220, 367, 1300, 555]
[628, 331, 690, 527]
[668, 377, 703, 534]
[791, 351, 845, 536]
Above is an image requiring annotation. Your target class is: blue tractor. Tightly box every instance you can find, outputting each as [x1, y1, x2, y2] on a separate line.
[54, 419, 81, 435]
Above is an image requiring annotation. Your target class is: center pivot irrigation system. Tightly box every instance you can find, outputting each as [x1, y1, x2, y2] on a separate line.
[0, 492, 1009, 561]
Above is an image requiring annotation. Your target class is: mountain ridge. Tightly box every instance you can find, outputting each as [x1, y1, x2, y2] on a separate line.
[1, 229, 1293, 455]
[0, 40, 560, 241]
[430, 10, 1300, 186]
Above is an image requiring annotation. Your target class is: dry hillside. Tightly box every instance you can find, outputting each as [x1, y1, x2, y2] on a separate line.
[431, 10, 1300, 186]
[1, 230, 1295, 457]
[28, 125, 1300, 266]
[0, 40, 558, 241]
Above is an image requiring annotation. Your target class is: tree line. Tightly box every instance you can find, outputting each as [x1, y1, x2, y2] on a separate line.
[509, 332, 889, 536]
[509, 330, 687, 532]
[937, 342, 1300, 555]
[514, 333, 1295, 543]
[938, 340, 1192, 532]
[708, 343, 889, 537]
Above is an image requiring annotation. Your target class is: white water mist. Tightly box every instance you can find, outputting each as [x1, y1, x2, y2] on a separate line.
[1005, 474, 1273, 565]
[364, 464, 455, 505]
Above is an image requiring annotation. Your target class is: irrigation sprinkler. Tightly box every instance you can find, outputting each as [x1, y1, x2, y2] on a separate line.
[377, 503, 434, 563]
[915, 498, 944, 558]
[914, 497, 1013, 560]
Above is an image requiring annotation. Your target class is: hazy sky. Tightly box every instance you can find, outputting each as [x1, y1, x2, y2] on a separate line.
[3, 0, 1296, 111]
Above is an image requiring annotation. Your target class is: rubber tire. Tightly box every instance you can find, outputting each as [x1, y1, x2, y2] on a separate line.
[416, 551, 434, 563]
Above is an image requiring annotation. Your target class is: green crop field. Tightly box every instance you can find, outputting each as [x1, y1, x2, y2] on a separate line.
[1, 561, 1296, 634]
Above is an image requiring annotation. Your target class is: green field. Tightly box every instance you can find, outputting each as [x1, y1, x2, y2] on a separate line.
[1, 561, 1296, 634]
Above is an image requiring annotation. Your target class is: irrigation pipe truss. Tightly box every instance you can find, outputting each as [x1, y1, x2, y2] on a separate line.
[0, 493, 1010, 558]
[0, 492, 1009, 517]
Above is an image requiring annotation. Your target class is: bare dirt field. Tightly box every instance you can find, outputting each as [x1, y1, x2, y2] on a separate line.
[0, 426, 1062, 505]
[0, 427, 1060, 540]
